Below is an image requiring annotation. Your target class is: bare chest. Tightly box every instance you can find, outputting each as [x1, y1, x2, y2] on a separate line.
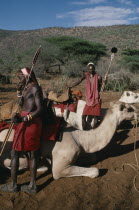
[24, 89, 34, 100]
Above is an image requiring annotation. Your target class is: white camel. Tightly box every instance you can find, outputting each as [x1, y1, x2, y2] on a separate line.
[0, 101, 138, 179]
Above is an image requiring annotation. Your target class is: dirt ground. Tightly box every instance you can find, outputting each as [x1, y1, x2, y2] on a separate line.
[0, 81, 139, 210]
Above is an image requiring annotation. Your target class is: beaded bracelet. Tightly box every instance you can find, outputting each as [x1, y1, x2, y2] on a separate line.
[28, 114, 33, 120]
[26, 114, 33, 121]
[26, 115, 30, 121]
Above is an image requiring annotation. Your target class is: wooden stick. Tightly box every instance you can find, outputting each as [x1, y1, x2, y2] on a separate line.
[101, 53, 115, 92]
[0, 123, 14, 156]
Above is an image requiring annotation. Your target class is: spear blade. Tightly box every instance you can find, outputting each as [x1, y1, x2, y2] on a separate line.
[32, 45, 41, 65]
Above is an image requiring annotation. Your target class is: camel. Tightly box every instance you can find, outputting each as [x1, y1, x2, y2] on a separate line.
[0, 101, 138, 179]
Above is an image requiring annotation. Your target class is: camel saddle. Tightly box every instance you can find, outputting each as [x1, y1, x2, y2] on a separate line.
[48, 89, 82, 103]
[48, 90, 69, 103]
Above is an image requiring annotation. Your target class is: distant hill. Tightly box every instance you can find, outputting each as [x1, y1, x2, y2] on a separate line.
[0, 24, 139, 56]
[0, 24, 138, 75]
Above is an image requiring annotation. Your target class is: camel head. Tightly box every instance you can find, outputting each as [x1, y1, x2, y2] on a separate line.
[119, 91, 139, 104]
[109, 101, 139, 123]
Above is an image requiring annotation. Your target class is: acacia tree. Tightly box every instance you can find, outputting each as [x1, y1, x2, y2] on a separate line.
[0, 36, 107, 78]
[42, 36, 107, 75]
[120, 48, 139, 73]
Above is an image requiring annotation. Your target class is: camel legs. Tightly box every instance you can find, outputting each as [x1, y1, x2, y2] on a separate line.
[52, 159, 99, 179]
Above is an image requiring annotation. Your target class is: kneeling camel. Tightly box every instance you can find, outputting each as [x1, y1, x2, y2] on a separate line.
[0, 102, 138, 179]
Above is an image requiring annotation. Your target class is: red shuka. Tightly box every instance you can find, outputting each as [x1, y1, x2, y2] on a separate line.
[83, 103, 101, 116]
[53, 101, 78, 113]
[83, 72, 101, 116]
[12, 111, 42, 151]
[41, 116, 62, 141]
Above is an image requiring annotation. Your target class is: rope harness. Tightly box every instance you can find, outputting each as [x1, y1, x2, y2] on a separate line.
[113, 117, 139, 192]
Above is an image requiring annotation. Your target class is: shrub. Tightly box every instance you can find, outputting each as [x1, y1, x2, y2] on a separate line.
[119, 48, 139, 73]
[62, 60, 84, 77]
[49, 76, 68, 94]
[104, 70, 138, 91]
[96, 56, 120, 76]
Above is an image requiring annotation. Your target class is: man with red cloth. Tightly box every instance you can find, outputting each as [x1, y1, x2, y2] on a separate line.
[69, 62, 102, 130]
[0, 68, 43, 194]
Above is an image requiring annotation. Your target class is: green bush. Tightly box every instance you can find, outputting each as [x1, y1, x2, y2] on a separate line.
[119, 48, 139, 73]
[104, 70, 139, 91]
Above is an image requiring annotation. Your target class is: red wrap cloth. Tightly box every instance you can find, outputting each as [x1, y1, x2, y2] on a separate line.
[12, 111, 42, 151]
[68, 101, 78, 112]
[0, 116, 61, 144]
[42, 116, 62, 141]
[83, 72, 101, 116]
[53, 101, 78, 113]
[83, 103, 101, 116]
[0, 122, 17, 132]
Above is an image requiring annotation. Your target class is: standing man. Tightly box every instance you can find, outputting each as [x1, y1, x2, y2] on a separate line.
[0, 67, 43, 194]
[70, 62, 102, 130]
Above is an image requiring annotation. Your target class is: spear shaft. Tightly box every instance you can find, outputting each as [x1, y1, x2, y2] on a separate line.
[101, 47, 117, 92]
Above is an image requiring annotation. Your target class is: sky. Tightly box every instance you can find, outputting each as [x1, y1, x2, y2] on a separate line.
[0, 0, 139, 31]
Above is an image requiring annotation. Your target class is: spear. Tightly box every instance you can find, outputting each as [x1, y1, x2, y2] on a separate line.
[0, 45, 41, 156]
[101, 47, 118, 92]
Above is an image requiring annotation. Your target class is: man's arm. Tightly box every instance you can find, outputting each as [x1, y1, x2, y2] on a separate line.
[98, 75, 102, 92]
[69, 75, 85, 88]
[31, 87, 43, 118]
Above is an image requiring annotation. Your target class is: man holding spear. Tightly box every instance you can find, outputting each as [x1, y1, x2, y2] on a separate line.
[0, 48, 43, 194]
[69, 48, 117, 130]
[69, 62, 102, 130]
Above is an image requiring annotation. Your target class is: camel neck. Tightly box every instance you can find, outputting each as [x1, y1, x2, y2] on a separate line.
[74, 110, 118, 153]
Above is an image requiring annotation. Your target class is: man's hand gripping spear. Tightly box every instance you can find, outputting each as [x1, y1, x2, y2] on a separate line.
[0, 46, 41, 156]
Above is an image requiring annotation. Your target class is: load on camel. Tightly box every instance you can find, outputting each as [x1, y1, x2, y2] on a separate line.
[0, 101, 138, 179]
[47, 88, 98, 130]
